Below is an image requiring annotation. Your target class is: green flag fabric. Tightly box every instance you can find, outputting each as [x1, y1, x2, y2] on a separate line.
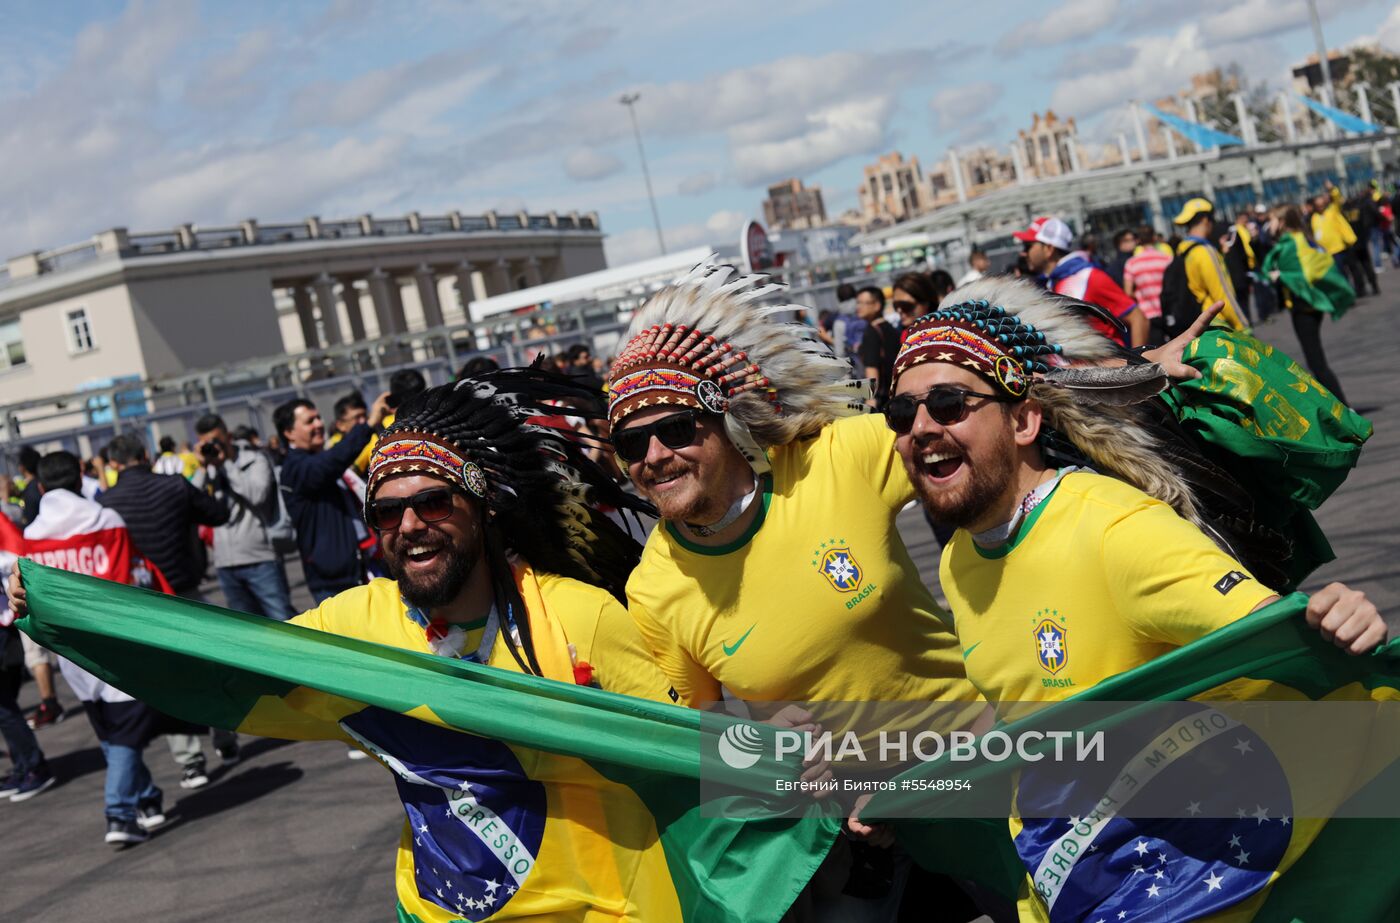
[876, 595, 1400, 921]
[16, 560, 838, 923]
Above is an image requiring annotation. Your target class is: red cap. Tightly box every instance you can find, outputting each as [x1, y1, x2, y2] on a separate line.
[1013, 216, 1073, 250]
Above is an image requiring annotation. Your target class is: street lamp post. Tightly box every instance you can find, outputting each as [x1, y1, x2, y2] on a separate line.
[618, 92, 667, 256]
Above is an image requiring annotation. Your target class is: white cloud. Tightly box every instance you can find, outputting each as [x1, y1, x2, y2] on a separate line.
[184, 30, 277, 107]
[1200, 0, 1311, 44]
[604, 208, 750, 265]
[564, 147, 624, 181]
[1049, 23, 1280, 118]
[286, 51, 493, 130]
[1000, 0, 1118, 51]
[931, 82, 1003, 126]
[677, 172, 717, 196]
[1365, 5, 1400, 51]
[730, 96, 895, 186]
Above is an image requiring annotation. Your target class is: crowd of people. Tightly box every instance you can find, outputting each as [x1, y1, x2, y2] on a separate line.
[0, 178, 1391, 919]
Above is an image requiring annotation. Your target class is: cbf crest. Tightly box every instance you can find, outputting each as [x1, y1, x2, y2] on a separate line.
[812, 538, 863, 592]
[1033, 610, 1068, 675]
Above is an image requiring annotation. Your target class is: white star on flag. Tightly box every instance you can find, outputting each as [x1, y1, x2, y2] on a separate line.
[1134, 840, 1149, 856]
[1186, 801, 1202, 816]
[485, 879, 500, 895]
[1157, 852, 1167, 863]
[1154, 869, 1165, 879]
[1252, 805, 1270, 825]
[507, 885, 518, 895]
[1205, 871, 1224, 892]
[1118, 912, 1127, 920]
[1229, 834, 1242, 848]
[1132, 864, 1144, 874]
[419, 823, 429, 833]
[459, 780, 473, 791]
[1233, 738, 1253, 755]
[1235, 807, 1248, 819]
[1235, 848, 1251, 865]
[1146, 883, 1161, 897]
[1281, 816, 1291, 826]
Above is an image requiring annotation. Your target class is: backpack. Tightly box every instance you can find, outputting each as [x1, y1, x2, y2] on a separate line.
[1157, 242, 1200, 340]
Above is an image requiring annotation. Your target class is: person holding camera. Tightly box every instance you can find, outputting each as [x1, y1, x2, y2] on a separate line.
[274, 391, 391, 605]
[192, 413, 297, 621]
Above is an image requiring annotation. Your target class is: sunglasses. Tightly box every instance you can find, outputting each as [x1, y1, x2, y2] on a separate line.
[365, 487, 458, 532]
[891, 298, 920, 313]
[885, 386, 1014, 434]
[612, 410, 702, 463]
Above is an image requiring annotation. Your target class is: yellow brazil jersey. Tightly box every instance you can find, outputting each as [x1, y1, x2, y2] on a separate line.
[626, 413, 978, 718]
[940, 473, 1284, 923]
[292, 566, 682, 922]
[941, 472, 1273, 707]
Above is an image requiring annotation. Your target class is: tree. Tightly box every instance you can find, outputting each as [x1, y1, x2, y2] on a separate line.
[1337, 45, 1400, 127]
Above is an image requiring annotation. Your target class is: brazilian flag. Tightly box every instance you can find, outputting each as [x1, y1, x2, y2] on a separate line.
[875, 595, 1400, 921]
[1262, 231, 1356, 319]
[16, 561, 839, 923]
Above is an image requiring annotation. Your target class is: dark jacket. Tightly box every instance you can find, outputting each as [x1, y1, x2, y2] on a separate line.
[20, 479, 41, 526]
[278, 423, 374, 594]
[97, 464, 229, 593]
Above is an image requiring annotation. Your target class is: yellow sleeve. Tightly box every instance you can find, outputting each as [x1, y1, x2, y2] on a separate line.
[353, 431, 378, 474]
[1102, 499, 1275, 647]
[627, 594, 722, 708]
[580, 594, 681, 704]
[828, 414, 916, 511]
[1186, 246, 1245, 331]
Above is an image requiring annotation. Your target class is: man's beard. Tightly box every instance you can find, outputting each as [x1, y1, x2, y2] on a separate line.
[385, 536, 480, 610]
[910, 431, 1017, 531]
[638, 462, 723, 524]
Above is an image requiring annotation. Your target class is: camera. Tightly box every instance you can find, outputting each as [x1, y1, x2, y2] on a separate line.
[200, 442, 221, 461]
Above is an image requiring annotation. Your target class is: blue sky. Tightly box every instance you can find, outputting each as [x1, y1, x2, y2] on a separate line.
[1, 0, 1397, 266]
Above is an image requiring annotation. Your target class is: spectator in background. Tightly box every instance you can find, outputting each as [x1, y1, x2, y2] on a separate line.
[152, 436, 184, 477]
[275, 393, 390, 605]
[98, 433, 239, 785]
[1312, 183, 1369, 296]
[1222, 211, 1257, 326]
[352, 369, 426, 473]
[231, 425, 263, 450]
[1122, 226, 1174, 346]
[855, 286, 899, 408]
[1171, 198, 1248, 332]
[1018, 215, 1148, 347]
[18, 446, 42, 527]
[0, 623, 55, 803]
[178, 441, 200, 479]
[957, 249, 989, 287]
[562, 343, 604, 392]
[1343, 187, 1381, 295]
[14, 445, 64, 729]
[193, 413, 297, 621]
[457, 355, 500, 380]
[890, 271, 940, 330]
[1106, 228, 1137, 286]
[928, 268, 956, 302]
[327, 392, 368, 453]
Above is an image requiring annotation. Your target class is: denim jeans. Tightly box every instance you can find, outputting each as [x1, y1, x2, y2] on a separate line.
[217, 560, 296, 621]
[1, 665, 45, 776]
[101, 740, 161, 822]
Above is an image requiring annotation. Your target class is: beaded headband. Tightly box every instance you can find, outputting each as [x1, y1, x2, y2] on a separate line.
[365, 432, 488, 505]
[893, 300, 1067, 397]
[606, 322, 778, 428]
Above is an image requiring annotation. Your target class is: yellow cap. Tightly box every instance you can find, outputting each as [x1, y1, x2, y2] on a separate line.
[1172, 197, 1214, 225]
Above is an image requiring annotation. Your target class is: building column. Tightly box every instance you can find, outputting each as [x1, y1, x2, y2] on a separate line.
[523, 256, 544, 288]
[454, 261, 477, 323]
[313, 273, 343, 346]
[292, 284, 319, 351]
[368, 268, 408, 337]
[487, 258, 512, 295]
[415, 264, 445, 328]
[340, 278, 368, 341]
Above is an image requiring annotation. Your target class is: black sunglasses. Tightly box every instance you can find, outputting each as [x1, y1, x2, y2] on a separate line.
[891, 298, 920, 313]
[365, 487, 458, 532]
[885, 386, 1014, 434]
[612, 410, 702, 463]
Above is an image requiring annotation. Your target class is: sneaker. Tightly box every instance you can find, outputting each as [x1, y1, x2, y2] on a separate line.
[0, 768, 24, 798]
[9, 768, 56, 802]
[105, 818, 150, 846]
[27, 701, 65, 730]
[215, 741, 241, 766]
[136, 800, 168, 831]
[179, 760, 210, 790]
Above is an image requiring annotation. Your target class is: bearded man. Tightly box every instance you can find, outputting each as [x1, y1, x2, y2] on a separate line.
[887, 277, 1387, 921]
[287, 371, 682, 921]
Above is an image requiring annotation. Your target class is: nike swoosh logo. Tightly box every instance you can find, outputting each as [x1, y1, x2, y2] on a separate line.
[722, 624, 757, 656]
[962, 641, 983, 661]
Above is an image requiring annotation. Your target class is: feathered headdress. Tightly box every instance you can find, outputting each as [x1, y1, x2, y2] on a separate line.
[896, 276, 1295, 587]
[370, 368, 653, 604]
[606, 259, 869, 473]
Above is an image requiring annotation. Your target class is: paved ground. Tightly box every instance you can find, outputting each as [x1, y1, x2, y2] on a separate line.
[3, 285, 1397, 921]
